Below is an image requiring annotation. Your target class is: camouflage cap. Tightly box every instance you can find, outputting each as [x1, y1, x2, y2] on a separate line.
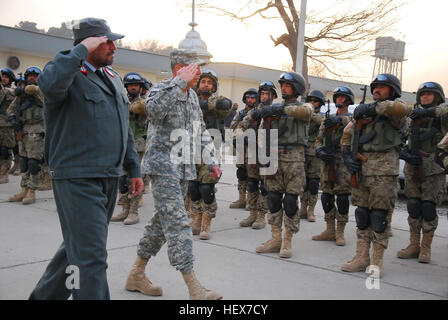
[73, 17, 124, 46]
[170, 49, 207, 67]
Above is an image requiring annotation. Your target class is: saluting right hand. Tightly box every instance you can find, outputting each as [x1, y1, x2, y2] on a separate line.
[177, 64, 199, 88]
[80, 36, 108, 54]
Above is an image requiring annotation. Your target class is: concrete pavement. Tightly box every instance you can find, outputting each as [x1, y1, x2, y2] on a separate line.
[1, 163, 447, 300]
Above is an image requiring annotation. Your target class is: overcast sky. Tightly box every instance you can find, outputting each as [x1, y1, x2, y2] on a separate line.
[0, 0, 447, 93]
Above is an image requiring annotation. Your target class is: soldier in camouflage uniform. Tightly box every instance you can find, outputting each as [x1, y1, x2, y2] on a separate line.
[237, 82, 278, 229]
[126, 49, 223, 300]
[299, 90, 325, 222]
[0, 71, 16, 183]
[111, 72, 148, 225]
[397, 81, 447, 264]
[228, 88, 258, 210]
[340, 74, 412, 277]
[313, 86, 354, 246]
[7, 67, 44, 204]
[251, 72, 313, 259]
[1, 68, 16, 88]
[187, 70, 232, 240]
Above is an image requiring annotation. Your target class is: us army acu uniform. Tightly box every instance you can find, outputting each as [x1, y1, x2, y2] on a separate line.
[188, 70, 232, 240]
[251, 72, 313, 259]
[7, 67, 44, 204]
[313, 86, 354, 246]
[111, 72, 147, 225]
[397, 81, 447, 263]
[228, 88, 259, 210]
[128, 49, 222, 300]
[299, 90, 325, 222]
[0, 85, 16, 183]
[340, 74, 411, 277]
[236, 81, 279, 230]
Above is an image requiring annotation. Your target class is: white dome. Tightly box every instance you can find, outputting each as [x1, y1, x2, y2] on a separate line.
[178, 27, 213, 64]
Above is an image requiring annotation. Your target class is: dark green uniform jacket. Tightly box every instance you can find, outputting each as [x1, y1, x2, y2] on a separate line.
[38, 44, 140, 179]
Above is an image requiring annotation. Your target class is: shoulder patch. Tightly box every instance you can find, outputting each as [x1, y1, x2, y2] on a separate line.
[80, 65, 88, 75]
[104, 66, 115, 78]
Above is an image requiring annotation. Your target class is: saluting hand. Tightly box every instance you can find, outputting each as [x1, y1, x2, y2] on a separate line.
[80, 36, 108, 54]
[177, 64, 200, 89]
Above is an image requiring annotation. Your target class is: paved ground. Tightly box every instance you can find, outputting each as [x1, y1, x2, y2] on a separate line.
[1, 163, 447, 300]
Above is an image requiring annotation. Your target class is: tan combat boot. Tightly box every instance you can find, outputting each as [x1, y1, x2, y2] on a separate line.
[397, 232, 420, 259]
[335, 222, 347, 246]
[199, 214, 212, 240]
[143, 177, 150, 194]
[38, 171, 52, 191]
[189, 211, 202, 235]
[0, 164, 9, 184]
[117, 193, 126, 206]
[299, 193, 308, 219]
[229, 188, 246, 209]
[111, 202, 130, 222]
[371, 242, 385, 278]
[279, 227, 294, 258]
[239, 210, 257, 227]
[312, 220, 336, 241]
[341, 239, 371, 272]
[251, 211, 266, 229]
[256, 225, 282, 253]
[9, 157, 18, 175]
[307, 194, 317, 222]
[125, 256, 163, 296]
[182, 271, 222, 300]
[418, 233, 433, 264]
[22, 189, 36, 205]
[8, 187, 28, 202]
[124, 199, 140, 225]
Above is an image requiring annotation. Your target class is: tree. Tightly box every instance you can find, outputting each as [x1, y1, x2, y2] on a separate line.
[15, 21, 45, 33]
[117, 39, 175, 55]
[47, 21, 74, 39]
[198, 0, 405, 87]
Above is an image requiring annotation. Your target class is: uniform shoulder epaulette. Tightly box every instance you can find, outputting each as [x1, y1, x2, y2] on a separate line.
[104, 66, 117, 78]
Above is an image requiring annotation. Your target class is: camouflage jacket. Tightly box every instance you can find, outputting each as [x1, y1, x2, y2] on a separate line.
[142, 76, 218, 180]
[0, 87, 15, 127]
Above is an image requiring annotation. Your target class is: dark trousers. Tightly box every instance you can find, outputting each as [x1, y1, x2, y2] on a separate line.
[29, 177, 118, 300]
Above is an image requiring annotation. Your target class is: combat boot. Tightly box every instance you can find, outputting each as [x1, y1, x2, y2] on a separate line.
[299, 193, 308, 219]
[0, 164, 9, 184]
[335, 222, 347, 246]
[143, 177, 150, 194]
[189, 211, 202, 235]
[371, 242, 385, 278]
[256, 225, 282, 253]
[239, 210, 257, 227]
[397, 232, 420, 259]
[199, 214, 212, 240]
[418, 233, 433, 263]
[307, 194, 317, 222]
[38, 171, 52, 191]
[138, 197, 143, 208]
[125, 256, 163, 296]
[8, 187, 28, 202]
[251, 211, 266, 229]
[279, 227, 294, 258]
[124, 199, 140, 225]
[341, 239, 371, 273]
[229, 188, 246, 209]
[182, 271, 222, 300]
[111, 201, 130, 222]
[117, 193, 126, 206]
[22, 189, 36, 205]
[312, 220, 336, 241]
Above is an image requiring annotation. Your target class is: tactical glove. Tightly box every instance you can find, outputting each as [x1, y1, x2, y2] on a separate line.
[324, 116, 342, 129]
[434, 148, 447, 169]
[260, 105, 284, 118]
[251, 109, 262, 121]
[7, 115, 22, 131]
[399, 148, 422, 166]
[409, 107, 436, 120]
[316, 146, 334, 163]
[342, 148, 361, 174]
[354, 103, 377, 120]
[216, 98, 232, 111]
[199, 99, 208, 112]
[14, 86, 24, 96]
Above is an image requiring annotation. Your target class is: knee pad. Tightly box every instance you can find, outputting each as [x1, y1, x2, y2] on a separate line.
[199, 183, 215, 205]
[370, 209, 388, 234]
[19, 156, 28, 173]
[308, 178, 320, 195]
[259, 180, 268, 196]
[407, 198, 422, 219]
[0, 146, 10, 160]
[247, 178, 259, 193]
[236, 167, 248, 181]
[268, 191, 283, 213]
[13, 145, 18, 155]
[28, 158, 42, 175]
[321, 193, 335, 213]
[188, 181, 201, 201]
[421, 201, 437, 222]
[336, 194, 350, 215]
[283, 193, 298, 218]
[355, 207, 370, 230]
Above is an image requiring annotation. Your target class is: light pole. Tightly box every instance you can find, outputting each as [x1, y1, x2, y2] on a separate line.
[295, 0, 307, 75]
